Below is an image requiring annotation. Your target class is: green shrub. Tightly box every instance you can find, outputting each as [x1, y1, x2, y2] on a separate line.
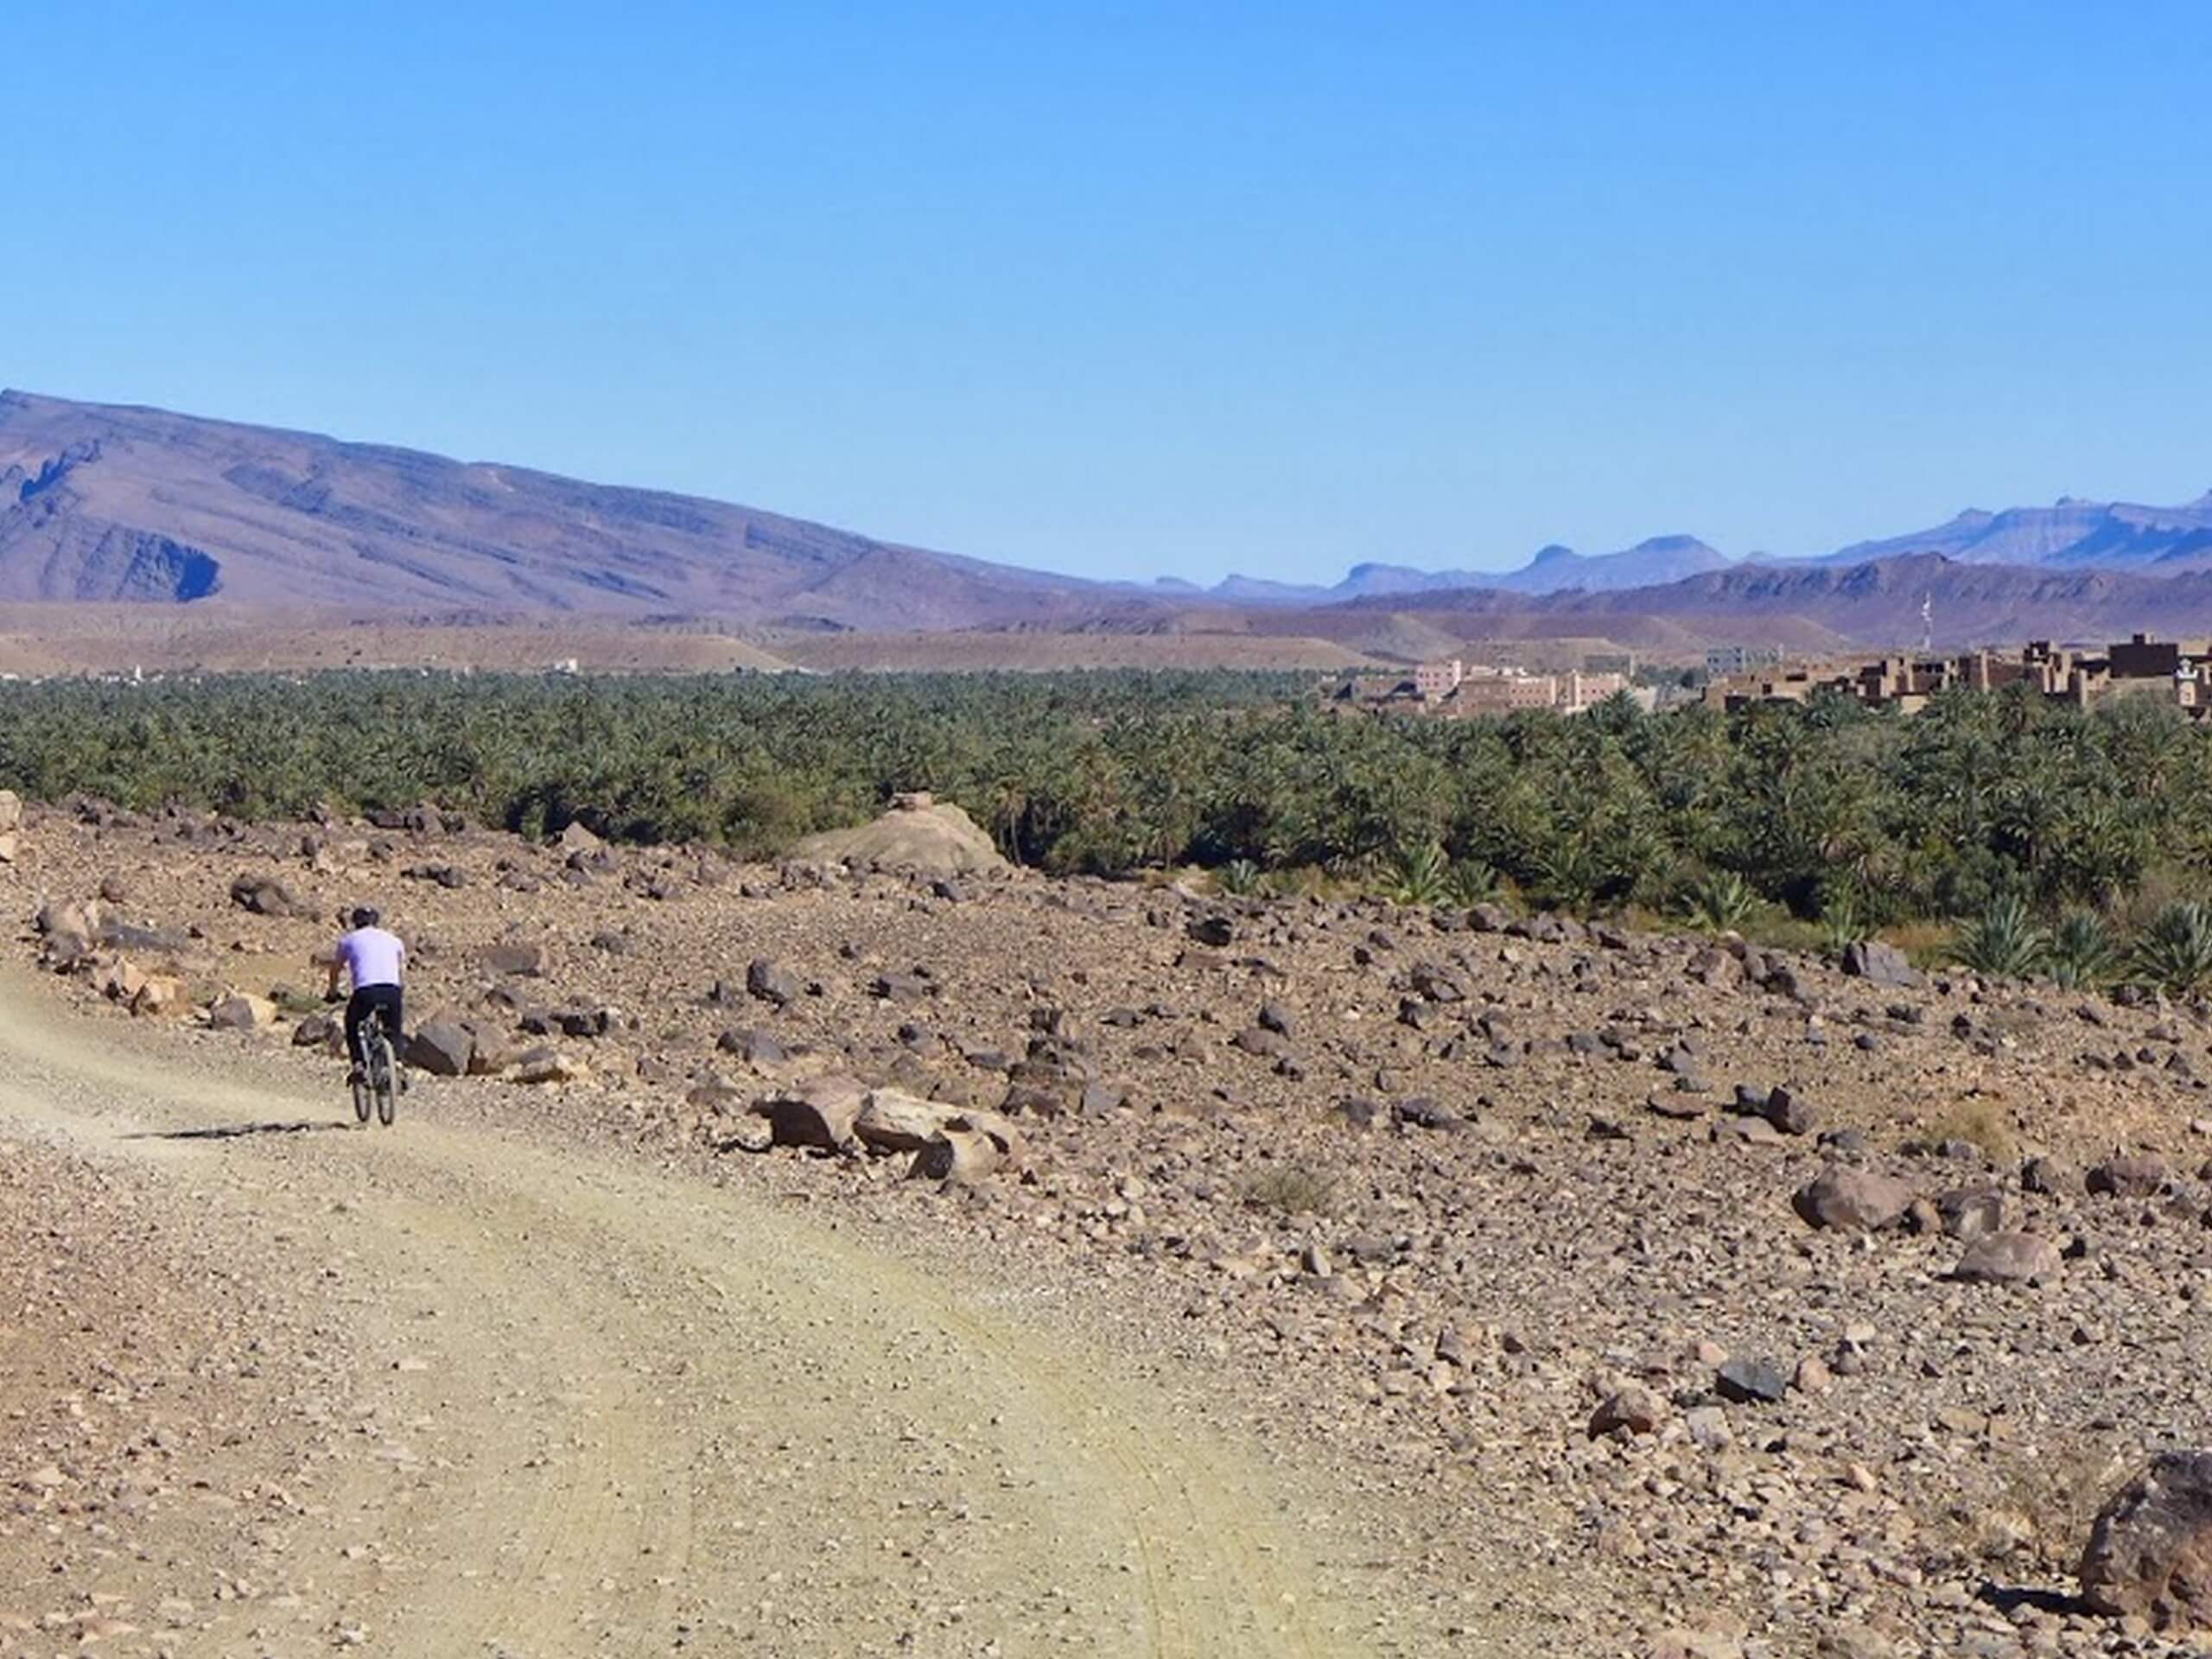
[1442, 857, 1499, 909]
[1387, 842, 1448, 907]
[1682, 870, 1757, 934]
[2134, 901, 2212, 995]
[1817, 891, 1862, 957]
[1217, 857, 1262, 897]
[1955, 893, 2050, 979]
[2049, 911, 2119, 989]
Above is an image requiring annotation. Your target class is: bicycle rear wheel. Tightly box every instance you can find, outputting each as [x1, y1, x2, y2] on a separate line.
[352, 1067, 372, 1123]
[369, 1033, 397, 1126]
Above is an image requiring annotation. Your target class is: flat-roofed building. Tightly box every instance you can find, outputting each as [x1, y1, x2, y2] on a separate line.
[1413, 658, 1464, 700]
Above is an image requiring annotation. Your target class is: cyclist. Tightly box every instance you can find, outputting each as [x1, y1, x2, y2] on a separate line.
[326, 906, 406, 1084]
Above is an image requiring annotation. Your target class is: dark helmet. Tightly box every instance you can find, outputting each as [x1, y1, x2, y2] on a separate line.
[350, 906, 380, 929]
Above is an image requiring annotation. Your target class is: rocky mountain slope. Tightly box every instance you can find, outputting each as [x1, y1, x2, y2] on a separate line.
[0, 391, 1154, 628]
[12, 792, 2212, 1653]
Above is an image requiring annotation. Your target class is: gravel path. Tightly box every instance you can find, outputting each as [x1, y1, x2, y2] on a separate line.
[0, 963, 1357, 1658]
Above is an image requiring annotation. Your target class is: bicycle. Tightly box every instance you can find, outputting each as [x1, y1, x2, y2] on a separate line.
[351, 1007, 398, 1128]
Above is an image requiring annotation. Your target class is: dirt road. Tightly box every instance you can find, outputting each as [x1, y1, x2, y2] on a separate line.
[0, 969, 1389, 1658]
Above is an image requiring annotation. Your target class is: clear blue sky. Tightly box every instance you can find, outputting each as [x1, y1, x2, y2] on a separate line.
[5, 1, 2208, 584]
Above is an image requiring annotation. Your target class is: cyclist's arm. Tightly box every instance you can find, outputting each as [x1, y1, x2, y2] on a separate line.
[324, 945, 346, 999]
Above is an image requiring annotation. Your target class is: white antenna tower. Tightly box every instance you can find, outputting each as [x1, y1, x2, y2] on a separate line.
[1920, 593, 1933, 654]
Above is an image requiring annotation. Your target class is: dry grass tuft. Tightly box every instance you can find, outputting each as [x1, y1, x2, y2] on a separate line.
[1920, 1095, 2018, 1164]
[1241, 1164, 1338, 1217]
[1933, 1433, 2133, 1573]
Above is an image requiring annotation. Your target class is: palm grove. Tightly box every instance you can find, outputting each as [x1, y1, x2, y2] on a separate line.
[3, 670, 2209, 992]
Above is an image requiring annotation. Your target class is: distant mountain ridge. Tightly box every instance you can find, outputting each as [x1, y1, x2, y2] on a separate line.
[1195, 496, 2212, 603]
[1826, 493, 2212, 572]
[6, 389, 2212, 649]
[1229, 551, 2212, 655]
[1174, 534, 1735, 605]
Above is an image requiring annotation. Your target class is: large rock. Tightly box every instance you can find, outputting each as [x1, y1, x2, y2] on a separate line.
[481, 941, 546, 978]
[716, 1027, 786, 1067]
[791, 799, 1007, 879]
[292, 1011, 344, 1051]
[229, 873, 308, 918]
[755, 1076, 865, 1151]
[0, 789, 19, 832]
[855, 1088, 958, 1154]
[1937, 1185, 2005, 1241]
[1715, 1357, 1789, 1405]
[855, 1090, 1023, 1161]
[1762, 1084, 1819, 1136]
[1793, 1166, 1916, 1232]
[1953, 1230, 2063, 1285]
[2088, 1154, 2171, 1198]
[747, 957, 801, 1007]
[207, 993, 276, 1032]
[556, 819, 603, 856]
[1841, 939, 1918, 987]
[1588, 1384, 1664, 1440]
[95, 957, 149, 1005]
[131, 976, 183, 1018]
[35, 898, 101, 945]
[1185, 913, 1236, 948]
[1231, 1026, 1293, 1059]
[513, 1050, 591, 1085]
[2081, 1450, 2212, 1629]
[405, 1019, 476, 1077]
[908, 1126, 1005, 1185]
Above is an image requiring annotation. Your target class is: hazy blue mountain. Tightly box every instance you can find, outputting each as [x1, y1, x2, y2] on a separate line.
[1825, 493, 2212, 572]
[1478, 534, 1732, 594]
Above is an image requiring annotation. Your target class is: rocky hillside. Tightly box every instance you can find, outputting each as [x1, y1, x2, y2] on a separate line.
[0, 391, 1156, 628]
[12, 790, 2212, 1653]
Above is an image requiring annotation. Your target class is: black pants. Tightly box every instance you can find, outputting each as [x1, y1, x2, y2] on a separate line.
[346, 984, 405, 1062]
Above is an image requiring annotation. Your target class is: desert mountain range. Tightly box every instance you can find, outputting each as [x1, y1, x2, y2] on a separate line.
[5, 388, 2212, 652]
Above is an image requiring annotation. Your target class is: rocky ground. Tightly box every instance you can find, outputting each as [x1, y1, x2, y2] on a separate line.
[0, 1131, 369, 1656]
[9, 791, 2212, 1656]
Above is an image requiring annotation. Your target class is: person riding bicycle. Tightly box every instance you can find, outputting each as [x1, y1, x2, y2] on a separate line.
[327, 906, 406, 1084]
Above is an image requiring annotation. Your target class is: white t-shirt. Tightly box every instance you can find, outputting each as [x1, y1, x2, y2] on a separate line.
[338, 926, 405, 989]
